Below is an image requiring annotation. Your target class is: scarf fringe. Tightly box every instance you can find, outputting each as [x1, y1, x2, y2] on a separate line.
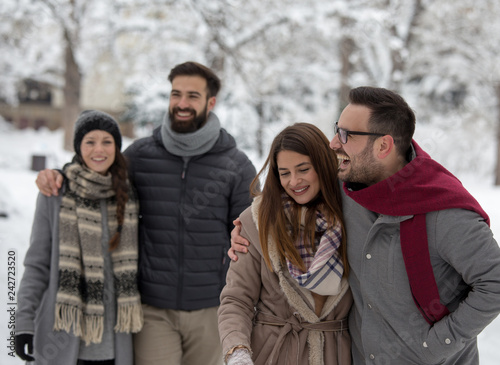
[83, 313, 105, 345]
[54, 303, 83, 336]
[54, 303, 104, 345]
[114, 301, 144, 334]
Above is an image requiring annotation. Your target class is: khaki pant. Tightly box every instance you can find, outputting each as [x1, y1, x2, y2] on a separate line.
[134, 304, 222, 365]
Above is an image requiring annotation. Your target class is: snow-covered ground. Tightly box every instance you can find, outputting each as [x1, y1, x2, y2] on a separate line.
[0, 121, 499, 364]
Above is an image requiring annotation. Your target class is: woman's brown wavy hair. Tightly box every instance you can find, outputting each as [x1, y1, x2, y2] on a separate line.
[107, 147, 129, 251]
[249, 123, 348, 276]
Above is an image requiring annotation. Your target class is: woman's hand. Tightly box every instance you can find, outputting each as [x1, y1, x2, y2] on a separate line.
[227, 348, 253, 365]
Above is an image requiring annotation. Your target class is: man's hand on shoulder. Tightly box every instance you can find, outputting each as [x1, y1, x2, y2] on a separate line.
[36, 169, 63, 197]
[228, 218, 250, 261]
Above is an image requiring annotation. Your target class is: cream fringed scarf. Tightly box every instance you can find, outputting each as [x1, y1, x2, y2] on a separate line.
[54, 162, 143, 345]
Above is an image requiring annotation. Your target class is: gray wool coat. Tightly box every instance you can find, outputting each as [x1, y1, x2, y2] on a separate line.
[15, 192, 134, 365]
[218, 198, 352, 365]
[342, 186, 500, 365]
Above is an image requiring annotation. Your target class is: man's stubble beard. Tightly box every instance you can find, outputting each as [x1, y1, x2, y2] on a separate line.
[340, 140, 384, 186]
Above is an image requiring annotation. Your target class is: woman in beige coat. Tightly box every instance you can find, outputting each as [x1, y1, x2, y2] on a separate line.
[218, 123, 352, 365]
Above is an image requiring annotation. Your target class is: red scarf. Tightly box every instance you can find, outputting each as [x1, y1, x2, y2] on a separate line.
[344, 140, 489, 324]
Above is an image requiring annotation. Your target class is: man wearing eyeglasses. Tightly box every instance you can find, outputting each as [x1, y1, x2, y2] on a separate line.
[229, 86, 500, 364]
[331, 120, 387, 186]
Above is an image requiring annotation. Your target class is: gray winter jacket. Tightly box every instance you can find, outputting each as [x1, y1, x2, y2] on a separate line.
[124, 125, 255, 310]
[15, 192, 134, 365]
[343, 187, 500, 365]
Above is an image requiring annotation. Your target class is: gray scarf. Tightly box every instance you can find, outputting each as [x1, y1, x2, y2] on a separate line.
[160, 111, 221, 157]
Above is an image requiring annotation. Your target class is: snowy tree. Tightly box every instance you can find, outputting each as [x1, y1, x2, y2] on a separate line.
[189, 0, 343, 155]
[320, 0, 500, 181]
[0, 1, 62, 104]
[403, 0, 500, 182]
[1, 0, 499, 181]
[120, 0, 345, 155]
[112, 0, 208, 135]
[0, 0, 162, 150]
[327, 0, 425, 103]
[0, 0, 122, 150]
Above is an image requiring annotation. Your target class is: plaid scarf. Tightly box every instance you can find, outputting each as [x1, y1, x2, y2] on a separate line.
[283, 197, 344, 295]
[54, 162, 143, 345]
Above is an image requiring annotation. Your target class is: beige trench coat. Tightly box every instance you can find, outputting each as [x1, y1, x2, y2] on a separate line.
[218, 198, 352, 365]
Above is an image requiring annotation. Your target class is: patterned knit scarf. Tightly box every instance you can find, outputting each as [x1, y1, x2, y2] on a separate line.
[283, 197, 344, 295]
[54, 162, 143, 345]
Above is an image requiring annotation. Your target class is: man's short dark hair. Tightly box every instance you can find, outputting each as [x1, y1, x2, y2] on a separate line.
[349, 86, 416, 158]
[168, 61, 221, 98]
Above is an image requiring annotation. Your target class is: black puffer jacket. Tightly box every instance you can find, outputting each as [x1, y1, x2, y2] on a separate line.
[124, 126, 255, 310]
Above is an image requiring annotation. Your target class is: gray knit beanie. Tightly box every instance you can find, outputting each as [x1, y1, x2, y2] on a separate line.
[73, 110, 122, 155]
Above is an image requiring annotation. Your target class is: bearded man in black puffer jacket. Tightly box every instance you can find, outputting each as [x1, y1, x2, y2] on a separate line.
[126, 61, 255, 365]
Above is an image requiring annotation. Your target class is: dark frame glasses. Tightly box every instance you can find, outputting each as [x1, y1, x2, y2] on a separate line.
[334, 122, 386, 144]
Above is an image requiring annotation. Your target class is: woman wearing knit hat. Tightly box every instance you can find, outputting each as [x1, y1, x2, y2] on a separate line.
[15, 110, 143, 365]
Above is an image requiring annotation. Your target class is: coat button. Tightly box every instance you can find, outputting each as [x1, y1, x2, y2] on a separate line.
[445, 338, 451, 345]
[366, 254, 372, 259]
[369, 354, 375, 359]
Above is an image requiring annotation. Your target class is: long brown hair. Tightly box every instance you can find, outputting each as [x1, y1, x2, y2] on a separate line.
[107, 147, 129, 251]
[250, 123, 348, 276]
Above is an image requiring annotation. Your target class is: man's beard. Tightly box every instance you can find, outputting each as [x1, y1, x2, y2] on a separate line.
[169, 105, 208, 133]
[340, 141, 384, 186]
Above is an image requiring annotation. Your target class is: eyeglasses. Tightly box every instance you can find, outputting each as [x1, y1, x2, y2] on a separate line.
[334, 122, 386, 144]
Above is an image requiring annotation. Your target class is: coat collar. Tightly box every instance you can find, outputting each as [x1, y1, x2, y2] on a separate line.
[249, 195, 350, 322]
